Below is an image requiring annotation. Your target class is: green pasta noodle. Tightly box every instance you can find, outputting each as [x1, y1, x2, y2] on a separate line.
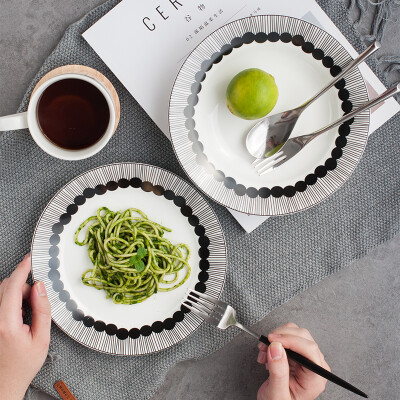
[75, 207, 191, 305]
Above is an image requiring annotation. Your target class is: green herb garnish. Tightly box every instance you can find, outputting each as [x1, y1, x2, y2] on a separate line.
[129, 247, 148, 272]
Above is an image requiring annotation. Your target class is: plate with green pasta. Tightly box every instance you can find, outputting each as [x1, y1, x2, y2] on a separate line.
[75, 207, 191, 305]
[31, 163, 227, 355]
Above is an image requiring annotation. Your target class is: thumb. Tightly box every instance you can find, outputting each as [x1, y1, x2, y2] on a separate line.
[30, 281, 51, 344]
[263, 342, 291, 400]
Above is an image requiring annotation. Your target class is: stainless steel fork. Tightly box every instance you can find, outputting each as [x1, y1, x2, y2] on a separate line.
[184, 290, 368, 399]
[253, 82, 400, 176]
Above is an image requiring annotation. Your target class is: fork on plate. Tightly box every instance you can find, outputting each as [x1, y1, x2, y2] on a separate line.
[253, 82, 400, 176]
[184, 290, 368, 398]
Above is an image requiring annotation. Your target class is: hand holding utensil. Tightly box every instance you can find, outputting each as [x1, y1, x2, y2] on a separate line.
[184, 290, 368, 398]
[253, 82, 400, 175]
[246, 41, 381, 160]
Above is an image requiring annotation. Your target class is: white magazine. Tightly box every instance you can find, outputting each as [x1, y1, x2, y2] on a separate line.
[83, 0, 400, 233]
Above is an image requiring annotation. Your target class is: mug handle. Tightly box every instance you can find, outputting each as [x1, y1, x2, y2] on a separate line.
[0, 112, 28, 132]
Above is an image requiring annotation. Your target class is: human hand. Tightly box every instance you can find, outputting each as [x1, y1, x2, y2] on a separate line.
[257, 323, 330, 400]
[0, 254, 51, 400]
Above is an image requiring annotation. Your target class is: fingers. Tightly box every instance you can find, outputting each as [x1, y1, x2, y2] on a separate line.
[257, 343, 268, 365]
[1, 281, 33, 323]
[0, 254, 31, 325]
[257, 323, 329, 400]
[7, 283, 32, 302]
[9, 254, 31, 285]
[257, 322, 303, 353]
[30, 281, 51, 346]
[268, 333, 323, 365]
[269, 332, 330, 396]
[0, 278, 10, 304]
[258, 323, 326, 368]
[0, 254, 51, 350]
[22, 283, 31, 301]
[258, 342, 291, 400]
[272, 325, 313, 341]
[280, 322, 299, 329]
[258, 323, 314, 352]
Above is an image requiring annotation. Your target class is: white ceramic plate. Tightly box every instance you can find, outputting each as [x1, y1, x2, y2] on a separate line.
[169, 15, 369, 215]
[31, 163, 226, 355]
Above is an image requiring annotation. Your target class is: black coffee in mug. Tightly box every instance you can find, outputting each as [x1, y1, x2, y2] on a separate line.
[37, 78, 110, 150]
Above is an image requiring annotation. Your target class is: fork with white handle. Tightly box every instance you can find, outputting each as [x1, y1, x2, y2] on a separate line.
[184, 290, 368, 398]
[253, 82, 400, 176]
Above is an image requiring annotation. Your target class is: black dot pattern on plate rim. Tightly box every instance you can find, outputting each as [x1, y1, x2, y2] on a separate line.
[185, 31, 353, 199]
[48, 179, 210, 340]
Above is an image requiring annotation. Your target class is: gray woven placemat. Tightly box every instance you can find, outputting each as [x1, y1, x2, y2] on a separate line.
[0, 1, 399, 399]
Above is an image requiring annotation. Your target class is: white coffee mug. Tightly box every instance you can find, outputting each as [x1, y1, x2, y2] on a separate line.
[0, 65, 120, 160]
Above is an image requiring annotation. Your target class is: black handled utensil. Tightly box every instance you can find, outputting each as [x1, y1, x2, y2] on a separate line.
[185, 290, 368, 398]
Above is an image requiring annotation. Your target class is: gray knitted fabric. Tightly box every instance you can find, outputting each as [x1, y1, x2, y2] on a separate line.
[1, 1, 399, 399]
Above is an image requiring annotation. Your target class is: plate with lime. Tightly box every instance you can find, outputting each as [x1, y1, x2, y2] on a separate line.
[169, 15, 369, 216]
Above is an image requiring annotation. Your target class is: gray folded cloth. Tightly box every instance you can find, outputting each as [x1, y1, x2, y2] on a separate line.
[0, 0, 398, 399]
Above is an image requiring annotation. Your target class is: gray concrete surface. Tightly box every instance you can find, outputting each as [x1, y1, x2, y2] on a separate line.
[1, 1, 399, 399]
